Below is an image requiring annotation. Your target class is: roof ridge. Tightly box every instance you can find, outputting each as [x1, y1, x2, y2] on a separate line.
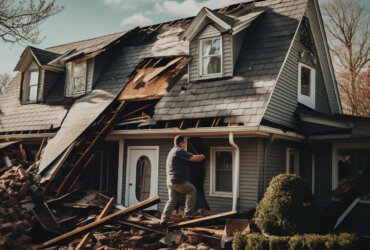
[45, 30, 128, 51]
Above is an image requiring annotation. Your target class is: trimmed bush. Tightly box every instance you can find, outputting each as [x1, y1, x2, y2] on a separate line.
[231, 233, 360, 250]
[255, 174, 320, 236]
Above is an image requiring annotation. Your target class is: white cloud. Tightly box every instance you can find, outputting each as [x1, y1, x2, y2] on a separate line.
[120, 13, 153, 27]
[155, 0, 243, 17]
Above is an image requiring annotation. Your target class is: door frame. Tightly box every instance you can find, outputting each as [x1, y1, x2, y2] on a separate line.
[125, 146, 159, 207]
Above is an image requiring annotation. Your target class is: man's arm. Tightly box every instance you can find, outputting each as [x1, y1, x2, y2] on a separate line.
[188, 154, 206, 162]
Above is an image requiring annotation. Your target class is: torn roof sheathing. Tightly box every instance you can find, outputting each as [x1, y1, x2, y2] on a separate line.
[118, 56, 190, 101]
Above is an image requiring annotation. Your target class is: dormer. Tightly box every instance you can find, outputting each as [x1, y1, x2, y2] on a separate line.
[64, 59, 94, 97]
[14, 46, 61, 104]
[182, 7, 265, 82]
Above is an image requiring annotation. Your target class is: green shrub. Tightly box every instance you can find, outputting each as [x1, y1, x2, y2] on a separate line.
[231, 233, 360, 250]
[232, 232, 247, 250]
[255, 174, 320, 236]
[245, 233, 269, 250]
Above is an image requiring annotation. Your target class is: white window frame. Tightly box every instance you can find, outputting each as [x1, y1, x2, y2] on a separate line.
[298, 62, 316, 109]
[332, 143, 370, 190]
[25, 70, 39, 103]
[199, 36, 223, 79]
[210, 147, 234, 198]
[286, 148, 299, 175]
[70, 60, 87, 96]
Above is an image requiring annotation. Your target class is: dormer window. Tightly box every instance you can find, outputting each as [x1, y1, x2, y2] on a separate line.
[298, 62, 316, 109]
[199, 37, 222, 77]
[71, 61, 87, 95]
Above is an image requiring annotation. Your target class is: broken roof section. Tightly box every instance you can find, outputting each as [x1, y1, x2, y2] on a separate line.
[118, 56, 190, 101]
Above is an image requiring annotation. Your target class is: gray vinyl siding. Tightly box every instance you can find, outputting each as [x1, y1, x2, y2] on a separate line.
[306, 0, 340, 113]
[314, 143, 332, 206]
[263, 13, 332, 129]
[121, 137, 261, 213]
[189, 24, 233, 82]
[42, 70, 60, 100]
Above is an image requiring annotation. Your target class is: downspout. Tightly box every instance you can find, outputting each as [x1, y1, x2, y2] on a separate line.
[229, 132, 240, 211]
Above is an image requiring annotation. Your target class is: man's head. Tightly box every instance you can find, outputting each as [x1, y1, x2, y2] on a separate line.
[174, 135, 186, 148]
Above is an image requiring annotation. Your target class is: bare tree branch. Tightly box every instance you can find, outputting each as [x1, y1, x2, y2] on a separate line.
[321, 0, 369, 116]
[0, 0, 63, 45]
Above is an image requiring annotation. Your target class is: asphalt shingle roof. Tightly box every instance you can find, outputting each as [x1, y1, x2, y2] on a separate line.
[29, 46, 61, 65]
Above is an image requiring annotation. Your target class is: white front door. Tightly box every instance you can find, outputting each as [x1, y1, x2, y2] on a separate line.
[126, 146, 159, 208]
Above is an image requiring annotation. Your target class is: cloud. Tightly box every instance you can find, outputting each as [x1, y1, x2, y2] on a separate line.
[120, 13, 153, 27]
[155, 0, 243, 17]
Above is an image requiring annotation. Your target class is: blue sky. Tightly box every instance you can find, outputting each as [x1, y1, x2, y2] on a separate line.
[0, 0, 244, 76]
[0, 0, 368, 76]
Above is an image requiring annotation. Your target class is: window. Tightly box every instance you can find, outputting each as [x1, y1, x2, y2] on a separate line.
[298, 62, 315, 109]
[71, 61, 87, 95]
[199, 37, 222, 77]
[28, 71, 39, 102]
[332, 143, 370, 193]
[210, 147, 234, 197]
[286, 148, 299, 175]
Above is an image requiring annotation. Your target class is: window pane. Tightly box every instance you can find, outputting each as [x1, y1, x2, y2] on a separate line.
[215, 151, 232, 192]
[301, 66, 311, 96]
[202, 38, 220, 56]
[29, 71, 39, 86]
[338, 148, 370, 185]
[136, 156, 151, 201]
[202, 56, 221, 75]
[74, 77, 86, 93]
[73, 61, 86, 77]
[28, 85, 38, 102]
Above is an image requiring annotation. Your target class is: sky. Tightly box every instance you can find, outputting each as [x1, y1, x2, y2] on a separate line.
[0, 0, 245, 76]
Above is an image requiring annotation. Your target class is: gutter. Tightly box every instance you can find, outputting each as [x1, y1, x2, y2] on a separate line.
[229, 132, 240, 211]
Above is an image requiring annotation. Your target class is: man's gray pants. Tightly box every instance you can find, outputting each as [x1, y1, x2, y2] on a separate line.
[161, 181, 196, 223]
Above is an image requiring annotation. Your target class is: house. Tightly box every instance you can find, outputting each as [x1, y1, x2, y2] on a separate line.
[1, 0, 369, 234]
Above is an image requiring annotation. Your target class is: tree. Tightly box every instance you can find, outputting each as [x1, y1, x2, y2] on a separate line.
[0, 72, 11, 94]
[0, 0, 63, 44]
[321, 0, 369, 116]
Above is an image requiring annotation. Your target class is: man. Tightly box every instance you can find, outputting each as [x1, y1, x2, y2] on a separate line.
[160, 135, 206, 226]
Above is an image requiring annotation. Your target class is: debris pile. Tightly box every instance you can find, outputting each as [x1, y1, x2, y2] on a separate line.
[0, 165, 35, 249]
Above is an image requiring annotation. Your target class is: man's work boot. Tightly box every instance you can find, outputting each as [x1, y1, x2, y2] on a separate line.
[183, 210, 201, 218]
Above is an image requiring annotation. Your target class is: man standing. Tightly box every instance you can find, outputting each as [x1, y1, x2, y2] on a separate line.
[160, 135, 206, 225]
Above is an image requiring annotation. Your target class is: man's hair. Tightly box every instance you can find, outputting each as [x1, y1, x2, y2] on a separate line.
[174, 135, 185, 146]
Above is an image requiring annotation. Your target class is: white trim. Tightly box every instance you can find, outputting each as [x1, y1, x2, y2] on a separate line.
[331, 142, 370, 190]
[313, 0, 342, 113]
[199, 36, 223, 79]
[298, 62, 316, 109]
[126, 146, 159, 208]
[259, 1, 309, 123]
[210, 146, 235, 198]
[312, 153, 315, 194]
[117, 139, 124, 204]
[286, 147, 300, 175]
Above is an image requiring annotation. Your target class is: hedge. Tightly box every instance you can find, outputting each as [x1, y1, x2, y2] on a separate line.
[255, 174, 320, 236]
[232, 233, 361, 250]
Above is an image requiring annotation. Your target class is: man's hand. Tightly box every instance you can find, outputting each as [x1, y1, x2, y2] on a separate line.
[188, 154, 206, 162]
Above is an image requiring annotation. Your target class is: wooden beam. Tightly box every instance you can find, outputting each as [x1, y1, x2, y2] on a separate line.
[168, 211, 237, 228]
[120, 102, 154, 119]
[117, 220, 165, 235]
[35, 137, 47, 161]
[33, 195, 160, 250]
[76, 197, 115, 250]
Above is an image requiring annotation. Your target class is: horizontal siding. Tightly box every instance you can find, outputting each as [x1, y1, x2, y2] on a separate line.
[43, 70, 60, 99]
[223, 34, 233, 77]
[264, 12, 332, 129]
[198, 24, 221, 38]
[314, 143, 332, 206]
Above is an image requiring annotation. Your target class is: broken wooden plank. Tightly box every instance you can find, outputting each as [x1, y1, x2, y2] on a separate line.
[117, 220, 165, 235]
[33, 195, 160, 250]
[76, 197, 115, 250]
[62, 203, 96, 209]
[168, 211, 237, 228]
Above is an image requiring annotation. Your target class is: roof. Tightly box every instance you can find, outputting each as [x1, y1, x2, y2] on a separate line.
[154, 0, 308, 125]
[29, 46, 61, 65]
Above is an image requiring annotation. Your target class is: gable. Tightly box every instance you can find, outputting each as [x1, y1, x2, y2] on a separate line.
[198, 24, 221, 39]
[263, 9, 332, 129]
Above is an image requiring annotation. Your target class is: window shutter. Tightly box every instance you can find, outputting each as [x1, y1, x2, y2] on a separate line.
[65, 62, 72, 96]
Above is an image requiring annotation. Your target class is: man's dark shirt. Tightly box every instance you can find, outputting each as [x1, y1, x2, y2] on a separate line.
[166, 146, 193, 184]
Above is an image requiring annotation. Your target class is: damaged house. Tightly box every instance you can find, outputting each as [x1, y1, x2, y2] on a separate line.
[1, 0, 370, 239]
